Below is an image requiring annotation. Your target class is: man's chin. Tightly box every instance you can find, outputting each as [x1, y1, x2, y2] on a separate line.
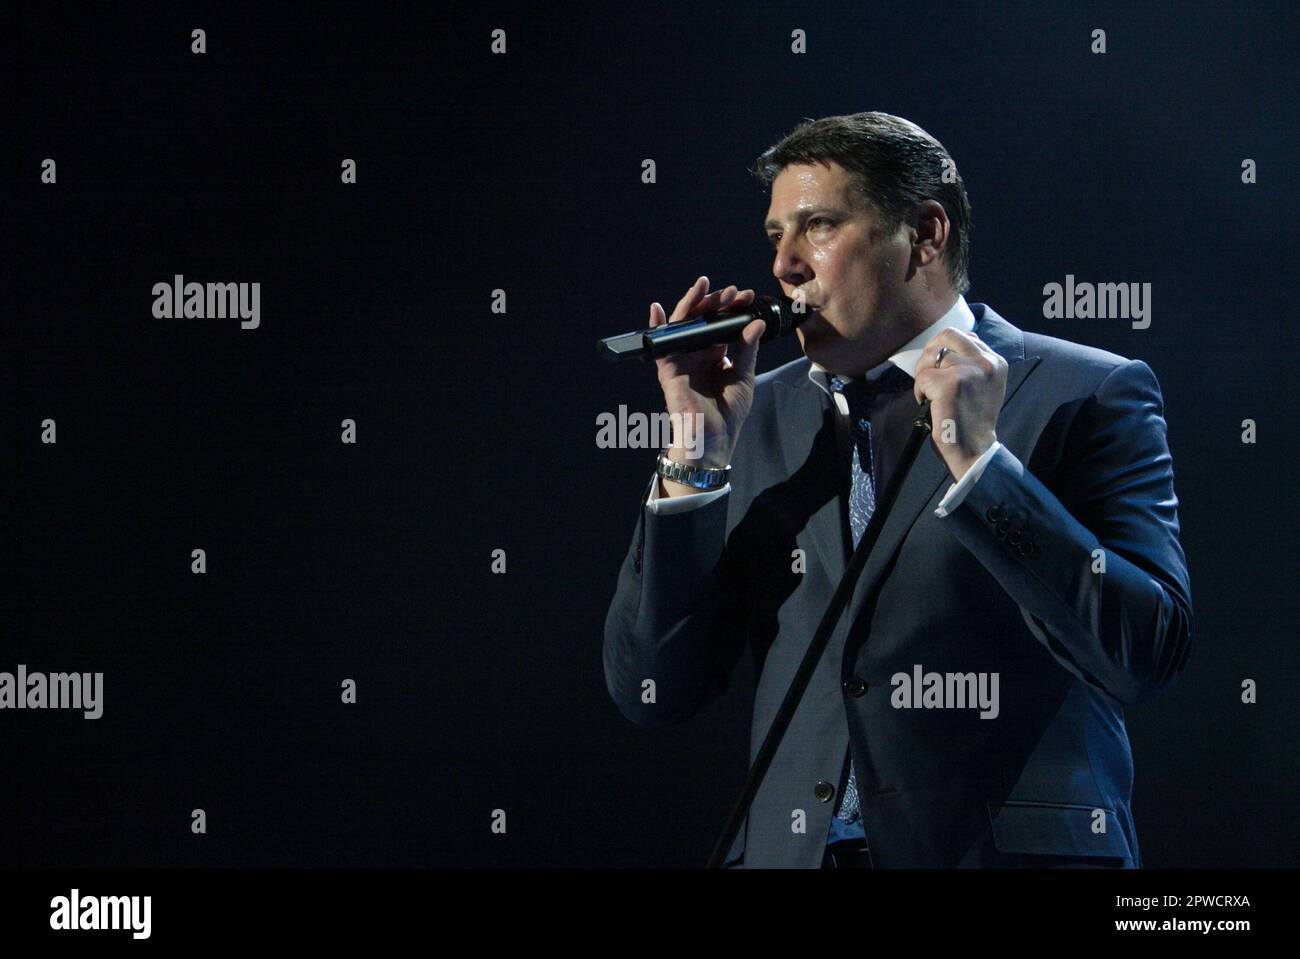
[798, 326, 836, 367]
[800, 336, 864, 379]
[802, 347, 842, 375]
[796, 313, 828, 351]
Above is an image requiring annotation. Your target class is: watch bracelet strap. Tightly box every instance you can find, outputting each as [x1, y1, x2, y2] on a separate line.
[656, 449, 731, 491]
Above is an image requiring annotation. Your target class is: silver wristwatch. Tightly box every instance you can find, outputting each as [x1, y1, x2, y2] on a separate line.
[656, 449, 731, 491]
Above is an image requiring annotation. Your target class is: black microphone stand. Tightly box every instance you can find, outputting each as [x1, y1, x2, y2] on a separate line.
[706, 398, 934, 868]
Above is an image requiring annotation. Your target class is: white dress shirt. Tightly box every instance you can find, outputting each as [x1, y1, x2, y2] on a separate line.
[645, 295, 1002, 517]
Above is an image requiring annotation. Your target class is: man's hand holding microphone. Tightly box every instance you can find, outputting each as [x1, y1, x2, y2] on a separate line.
[651, 276, 766, 498]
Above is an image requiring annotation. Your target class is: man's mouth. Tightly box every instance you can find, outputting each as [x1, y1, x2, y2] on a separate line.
[791, 291, 821, 313]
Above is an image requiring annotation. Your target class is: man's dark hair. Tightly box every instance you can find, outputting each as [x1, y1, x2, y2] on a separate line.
[751, 111, 972, 296]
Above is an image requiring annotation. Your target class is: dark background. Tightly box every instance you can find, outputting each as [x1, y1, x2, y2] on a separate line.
[6, 2, 1296, 868]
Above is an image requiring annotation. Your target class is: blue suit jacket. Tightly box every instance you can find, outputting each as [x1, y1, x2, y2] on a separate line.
[603, 304, 1192, 867]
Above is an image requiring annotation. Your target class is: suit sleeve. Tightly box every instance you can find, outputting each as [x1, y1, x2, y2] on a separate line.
[603, 472, 749, 727]
[939, 359, 1193, 707]
[645, 470, 730, 514]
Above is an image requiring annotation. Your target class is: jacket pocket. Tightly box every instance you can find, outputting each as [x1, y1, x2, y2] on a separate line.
[986, 800, 1133, 862]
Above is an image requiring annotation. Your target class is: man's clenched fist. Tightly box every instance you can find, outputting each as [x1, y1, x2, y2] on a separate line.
[912, 328, 1008, 481]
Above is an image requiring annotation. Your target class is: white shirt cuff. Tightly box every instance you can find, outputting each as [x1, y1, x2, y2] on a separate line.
[645, 470, 730, 514]
[933, 441, 1002, 517]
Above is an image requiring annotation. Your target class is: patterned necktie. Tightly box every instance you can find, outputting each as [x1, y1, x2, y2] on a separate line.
[827, 365, 914, 825]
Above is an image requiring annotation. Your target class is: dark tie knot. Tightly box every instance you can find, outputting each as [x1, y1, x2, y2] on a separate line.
[829, 365, 914, 415]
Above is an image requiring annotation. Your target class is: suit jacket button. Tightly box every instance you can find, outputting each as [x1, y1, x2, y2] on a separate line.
[986, 505, 1002, 522]
[843, 677, 868, 697]
[814, 781, 835, 803]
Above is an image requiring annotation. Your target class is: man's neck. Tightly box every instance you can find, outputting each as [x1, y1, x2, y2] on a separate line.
[856, 294, 960, 376]
[896, 293, 959, 349]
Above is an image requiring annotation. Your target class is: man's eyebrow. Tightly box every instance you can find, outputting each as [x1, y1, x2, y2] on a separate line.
[763, 207, 841, 231]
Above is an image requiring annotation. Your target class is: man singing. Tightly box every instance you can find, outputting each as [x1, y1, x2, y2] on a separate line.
[603, 112, 1191, 868]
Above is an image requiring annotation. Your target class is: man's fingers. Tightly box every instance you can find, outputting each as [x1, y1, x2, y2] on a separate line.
[693, 284, 741, 315]
[667, 278, 757, 324]
[926, 328, 1001, 373]
[924, 327, 983, 359]
[671, 275, 709, 322]
[724, 318, 765, 379]
[912, 328, 1005, 404]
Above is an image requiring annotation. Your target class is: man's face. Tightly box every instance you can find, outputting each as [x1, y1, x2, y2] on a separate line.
[764, 161, 915, 376]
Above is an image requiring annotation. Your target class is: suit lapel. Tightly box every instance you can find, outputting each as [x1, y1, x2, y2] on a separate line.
[776, 304, 1041, 632]
[776, 382, 849, 586]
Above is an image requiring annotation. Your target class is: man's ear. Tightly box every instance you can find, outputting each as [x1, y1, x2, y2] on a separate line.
[911, 199, 951, 269]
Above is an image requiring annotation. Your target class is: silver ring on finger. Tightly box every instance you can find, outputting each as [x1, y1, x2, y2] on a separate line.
[935, 346, 950, 368]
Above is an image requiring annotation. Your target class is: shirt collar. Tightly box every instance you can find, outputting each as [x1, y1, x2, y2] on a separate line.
[807, 295, 976, 397]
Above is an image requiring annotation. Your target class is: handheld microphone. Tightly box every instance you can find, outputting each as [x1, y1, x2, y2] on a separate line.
[598, 294, 809, 362]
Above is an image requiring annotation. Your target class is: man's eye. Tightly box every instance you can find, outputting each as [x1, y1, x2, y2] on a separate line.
[768, 234, 781, 247]
[809, 217, 831, 229]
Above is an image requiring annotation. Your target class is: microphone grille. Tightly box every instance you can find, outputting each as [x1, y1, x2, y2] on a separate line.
[753, 294, 803, 338]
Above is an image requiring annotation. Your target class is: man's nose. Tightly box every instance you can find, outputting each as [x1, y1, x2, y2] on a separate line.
[772, 239, 810, 287]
